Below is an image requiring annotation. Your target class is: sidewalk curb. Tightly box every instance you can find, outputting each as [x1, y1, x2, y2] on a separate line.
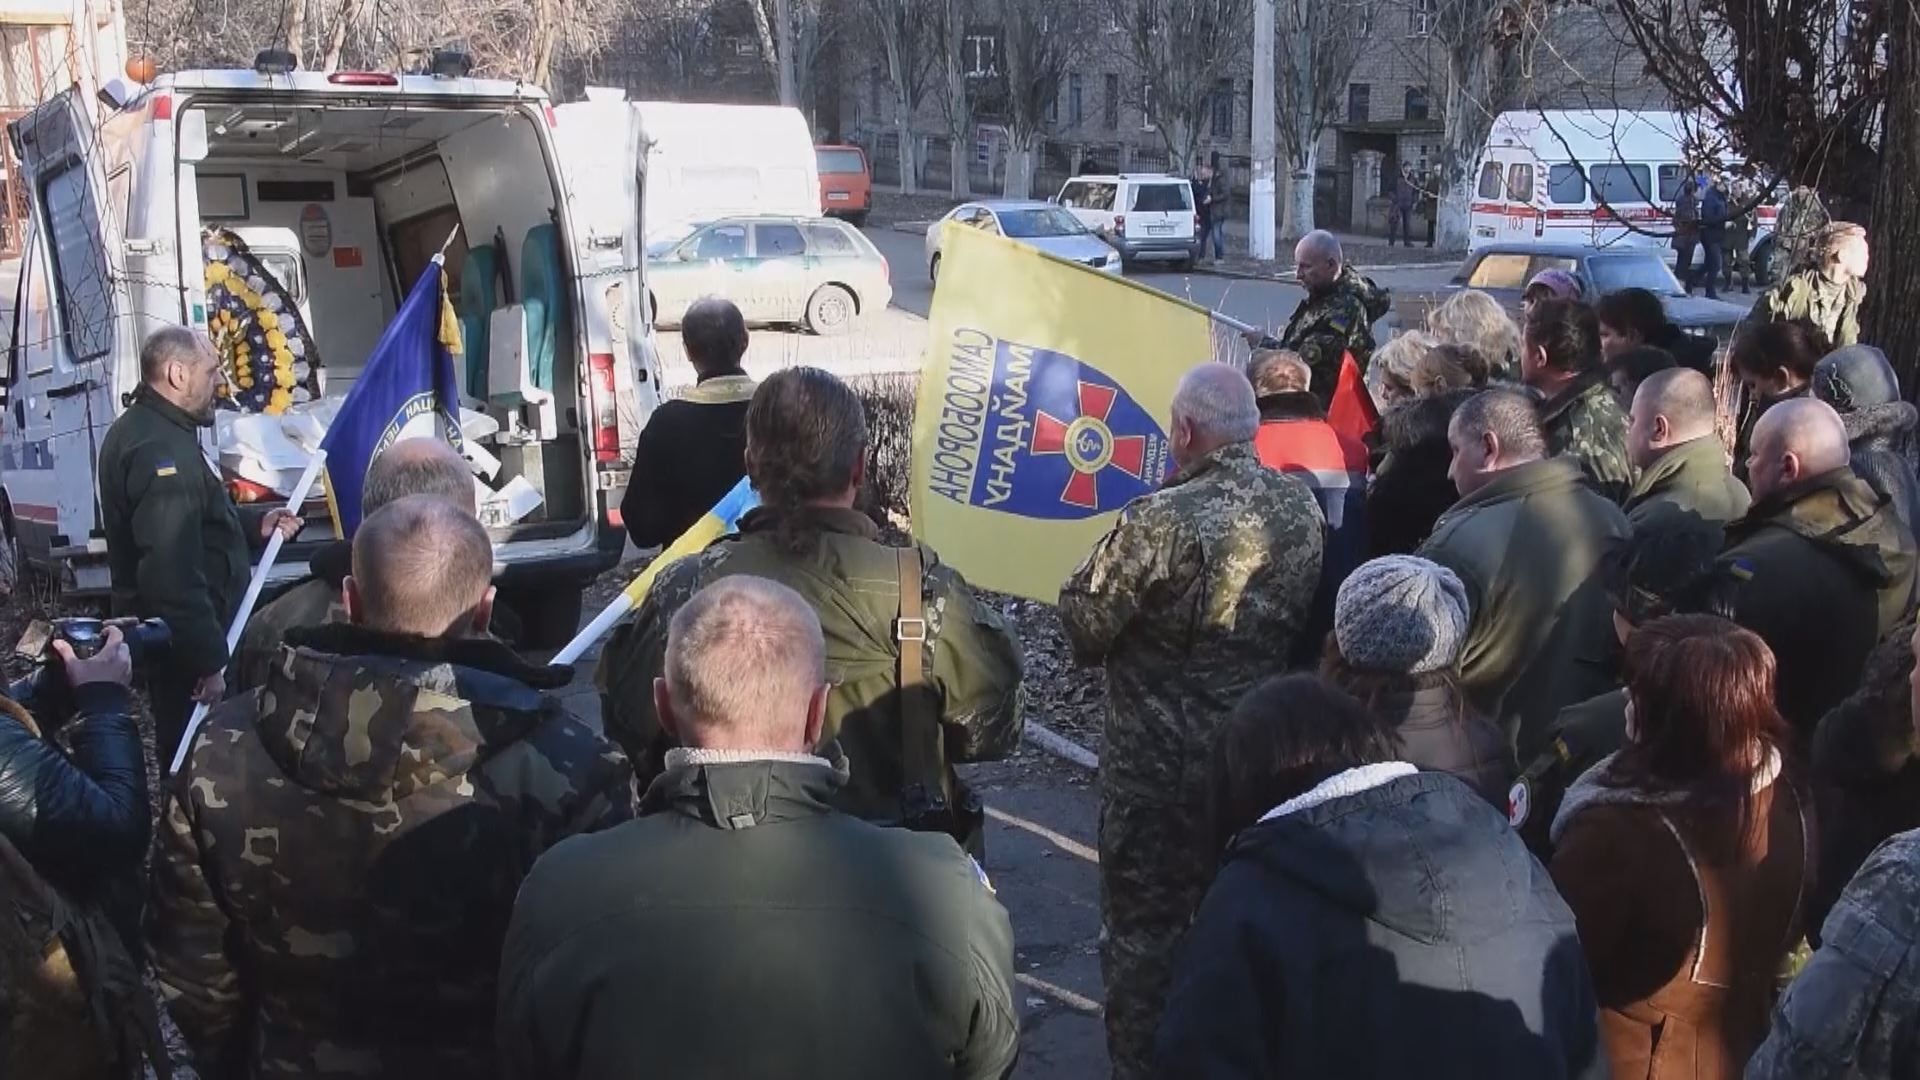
[892, 220, 936, 234]
[1024, 719, 1100, 772]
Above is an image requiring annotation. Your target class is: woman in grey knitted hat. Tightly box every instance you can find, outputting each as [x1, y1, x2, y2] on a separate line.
[1320, 554, 1515, 806]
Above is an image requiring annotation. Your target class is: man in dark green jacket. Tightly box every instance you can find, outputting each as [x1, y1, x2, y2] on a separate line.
[1523, 299, 1634, 503]
[97, 327, 300, 760]
[599, 367, 1023, 856]
[1420, 388, 1630, 758]
[501, 575, 1019, 1080]
[1622, 367, 1751, 531]
[1718, 398, 1917, 740]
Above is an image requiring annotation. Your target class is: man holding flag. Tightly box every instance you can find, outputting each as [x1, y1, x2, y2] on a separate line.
[99, 327, 303, 763]
[599, 367, 1024, 857]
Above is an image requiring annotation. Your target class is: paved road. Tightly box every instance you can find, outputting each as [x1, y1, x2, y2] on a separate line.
[656, 226, 1462, 389]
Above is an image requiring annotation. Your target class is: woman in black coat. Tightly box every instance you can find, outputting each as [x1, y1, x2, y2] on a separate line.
[1367, 386, 1477, 556]
[1154, 675, 1605, 1080]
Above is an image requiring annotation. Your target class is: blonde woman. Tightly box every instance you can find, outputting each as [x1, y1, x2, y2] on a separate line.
[1758, 222, 1868, 347]
[1366, 330, 1438, 411]
[1427, 289, 1522, 379]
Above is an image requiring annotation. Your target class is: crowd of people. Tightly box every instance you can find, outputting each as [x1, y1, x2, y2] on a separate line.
[4, 212, 1920, 1080]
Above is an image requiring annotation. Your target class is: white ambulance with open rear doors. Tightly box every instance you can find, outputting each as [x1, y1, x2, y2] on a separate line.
[1468, 110, 1778, 277]
[0, 58, 660, 644]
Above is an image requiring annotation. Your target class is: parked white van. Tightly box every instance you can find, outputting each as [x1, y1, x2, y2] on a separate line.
[633, 99, 820, 253]
[0, 61, 659, 643]
[1469, 110, 1778, 274]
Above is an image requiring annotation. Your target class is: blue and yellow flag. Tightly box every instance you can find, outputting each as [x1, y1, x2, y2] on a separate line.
[321, 255, 465, 535]
[911, 223, 1218, 601]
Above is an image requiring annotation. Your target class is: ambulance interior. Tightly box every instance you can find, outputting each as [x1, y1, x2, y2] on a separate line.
[183, 99, 586, 534]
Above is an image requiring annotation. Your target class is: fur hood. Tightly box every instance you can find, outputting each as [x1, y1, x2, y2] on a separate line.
[1381, 387, 1477, 453]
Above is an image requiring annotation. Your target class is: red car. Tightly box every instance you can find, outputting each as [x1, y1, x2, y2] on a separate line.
[817, 145, 871, 225]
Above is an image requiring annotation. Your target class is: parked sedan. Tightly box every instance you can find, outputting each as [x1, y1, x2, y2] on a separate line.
[925, 200, 1122, 282]
[646, 216, 891, 336]
[1393, 243, 1752, 341]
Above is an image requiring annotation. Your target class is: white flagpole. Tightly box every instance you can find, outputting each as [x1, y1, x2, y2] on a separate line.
[168, 449, 329, 776]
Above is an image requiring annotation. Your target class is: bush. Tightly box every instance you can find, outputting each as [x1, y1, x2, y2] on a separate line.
[855, 374, 919, 529]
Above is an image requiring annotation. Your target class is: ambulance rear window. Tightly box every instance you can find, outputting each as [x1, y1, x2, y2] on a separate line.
[1477, 163, 1503, 200]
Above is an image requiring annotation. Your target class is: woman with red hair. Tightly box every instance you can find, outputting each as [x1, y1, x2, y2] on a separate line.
[1550, 614, 1813, 1080]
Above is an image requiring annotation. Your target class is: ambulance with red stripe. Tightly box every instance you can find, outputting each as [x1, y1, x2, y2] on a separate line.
[1469, 109, 1777, 276]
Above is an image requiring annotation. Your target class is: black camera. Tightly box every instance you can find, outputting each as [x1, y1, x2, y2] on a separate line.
[4, 617, 171, 721]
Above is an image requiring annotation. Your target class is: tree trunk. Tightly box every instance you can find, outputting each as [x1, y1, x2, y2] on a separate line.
[286, 0, 308, 65]
[1165, 114, 1196, 174]
[1867, 0, 1920, 392]
[942, 4, 971, 199]
[318, 0, 364, 72]
[1003, 132, 1036, 198]
[1281, 151, 1315, 241]
[1437, 170, 1473, 251]
[895, 93, 920, 193]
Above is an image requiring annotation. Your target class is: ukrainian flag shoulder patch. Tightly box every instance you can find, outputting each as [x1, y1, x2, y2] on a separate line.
[154, 459, 178, 478]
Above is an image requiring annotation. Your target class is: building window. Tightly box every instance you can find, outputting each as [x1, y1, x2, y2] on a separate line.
[1142, 81, 1157, 131]
[1405, 86, 1429, 121]
[1070, 73, 1084, 126]
[1347, 83, 1370, 124]
[963, 31, 999, 77]
[1103, 73, 1119, 128]
[1409, 0, 1435, 35]
[1211, 79, 1233, 138]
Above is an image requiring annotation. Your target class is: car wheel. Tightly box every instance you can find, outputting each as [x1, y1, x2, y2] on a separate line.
[1176, 255, 1196, 271]
[930, 253, 941, 284]
[849, 210, 870, 227]
[1118, 255, 1135, 274]
[806, 285, 857, 336]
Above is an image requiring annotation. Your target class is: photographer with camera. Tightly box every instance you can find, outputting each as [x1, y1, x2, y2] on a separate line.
[0, 624, 172, 1080]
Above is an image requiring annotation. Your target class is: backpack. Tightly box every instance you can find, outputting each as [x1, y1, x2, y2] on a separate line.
[0, 699, 172, 1080]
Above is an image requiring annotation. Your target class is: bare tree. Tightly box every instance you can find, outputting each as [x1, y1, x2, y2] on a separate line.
[995, 0, 1095, 197]
[1273, 0, 1373, 239]
[1378, 0, 1526, 249]
[1109, 0, 1253, 171]
[933, 0, 974, 197]
[750, 0, 839, 123]
[865, 0, 937, 191]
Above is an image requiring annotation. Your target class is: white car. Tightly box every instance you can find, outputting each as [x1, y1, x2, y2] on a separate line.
[1053, 174, 1200, 269]
[925, 200, 1122, 282]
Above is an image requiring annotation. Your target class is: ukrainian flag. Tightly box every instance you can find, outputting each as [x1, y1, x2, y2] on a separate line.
[321, 254, 465, 535]
[911, 223, 1220, 601]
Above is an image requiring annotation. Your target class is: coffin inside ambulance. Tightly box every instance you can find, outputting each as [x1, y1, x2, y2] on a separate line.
[0, 68, 655, 641]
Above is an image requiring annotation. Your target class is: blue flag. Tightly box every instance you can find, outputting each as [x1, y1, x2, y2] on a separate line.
[321, 256, 465, 535]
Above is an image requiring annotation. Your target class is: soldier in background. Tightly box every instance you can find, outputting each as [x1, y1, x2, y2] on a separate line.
[1757, 221, 1869, 348]
[1770, 184, 1831, 286]
[231, 438, 475, 691]
[1058, 363, 1325, 1080]
[1244, 230, 1390, 410]
[598, 366, 1023, 857]
[149, 496, 635, 1080]
[1522, 298, 1635, 503]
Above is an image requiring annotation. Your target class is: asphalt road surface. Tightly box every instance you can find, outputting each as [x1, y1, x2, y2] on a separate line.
[655, 225, 1462, 389]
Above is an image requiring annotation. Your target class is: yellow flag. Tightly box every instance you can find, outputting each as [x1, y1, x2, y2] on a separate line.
[911, 223, 1218, 602]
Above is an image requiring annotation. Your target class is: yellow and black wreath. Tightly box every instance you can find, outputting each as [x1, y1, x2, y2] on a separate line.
[202, 228, 322, 415]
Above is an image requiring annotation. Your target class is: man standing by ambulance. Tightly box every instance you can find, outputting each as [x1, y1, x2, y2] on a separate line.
[99, 327, 300, 763]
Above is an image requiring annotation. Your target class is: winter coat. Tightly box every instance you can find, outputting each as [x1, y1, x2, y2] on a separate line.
[1253, 391, 1369, 663]
[1746, 828, 1920, 1079]
[1155, 767, 1607, 1079]
[148, 625, 637, 1080]
[497, 751, 1021, 1080]
[1757, 270, 1864, 349]
[1701, 187, 1730, 245]
[1511, 689, 1630, 858]
[1733, 383, 1813, 485]
[1541, 371, 1636, 505]
[1551, 752, 1813, 1080]
[1623, 435, 1752, 533]
[1368, 388, 1476, 557]
[1344, 681, 1514, 808]
[601, 505, 1024, 855]
[1420, 457, 1632, 757]
[1814, 345, 1920, 543]
[620, 373, 755, 549]
[97, 386, 260, 677]
[1717, 467, 1918, 740]
[231, 540, 350, 693]
[0, 684, 147, 903]
[1648, 323, 1719, 377]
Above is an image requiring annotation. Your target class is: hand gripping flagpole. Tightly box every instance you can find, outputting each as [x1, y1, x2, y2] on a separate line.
[168, 449, 329, 776]
[551, 477, 761, 667]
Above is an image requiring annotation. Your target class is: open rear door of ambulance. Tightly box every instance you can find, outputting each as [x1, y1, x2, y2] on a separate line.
[551, 96, 658, 534]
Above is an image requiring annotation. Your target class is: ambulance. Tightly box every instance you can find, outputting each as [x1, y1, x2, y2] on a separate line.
[1468, 109, 1777, 275]
[0, 54, 658, 644]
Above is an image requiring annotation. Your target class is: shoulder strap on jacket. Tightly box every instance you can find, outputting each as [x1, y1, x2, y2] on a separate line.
[895, 546, 947, 823]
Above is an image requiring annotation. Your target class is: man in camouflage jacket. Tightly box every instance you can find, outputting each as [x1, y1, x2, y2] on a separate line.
[148, 497, 635, 1080]
[1250, 231, 1390, 409]
[1746, 828, 1920, 1078]
[1059, 364, 1325, 1080]
[1523, 298, 1635, 502]
[599, 367, 1023, 857]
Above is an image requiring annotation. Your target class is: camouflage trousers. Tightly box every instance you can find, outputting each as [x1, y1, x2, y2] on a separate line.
[1098, 792, 1212, 1080]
